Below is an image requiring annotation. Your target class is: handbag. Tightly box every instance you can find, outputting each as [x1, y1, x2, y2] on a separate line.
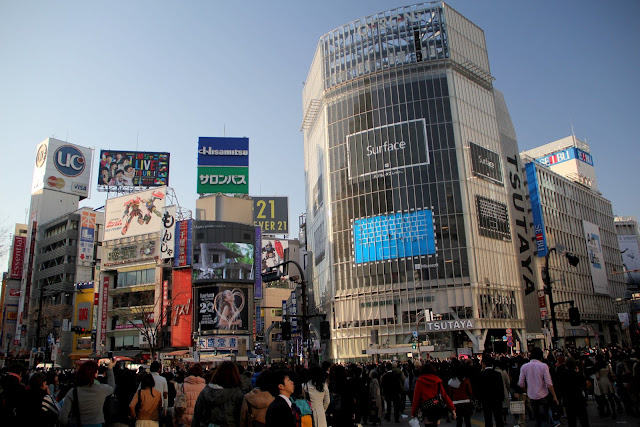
[417, 382, 448, 422]
[174, 383, 188, 417]
[103, 392, 119, 423]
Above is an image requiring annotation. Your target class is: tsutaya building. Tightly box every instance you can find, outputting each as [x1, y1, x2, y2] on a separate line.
[302, 2, 539, 361]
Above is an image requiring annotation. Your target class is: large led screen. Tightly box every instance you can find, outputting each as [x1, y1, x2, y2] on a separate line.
[353, 210, 436, 264]
[97, 150, 169, 191]
[346, 119, 429, 182]
[196, 285, 249, 333]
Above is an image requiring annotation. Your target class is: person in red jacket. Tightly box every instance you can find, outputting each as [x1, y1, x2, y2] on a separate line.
[448, 362, 474, 427]
[412, 362, 456, 426]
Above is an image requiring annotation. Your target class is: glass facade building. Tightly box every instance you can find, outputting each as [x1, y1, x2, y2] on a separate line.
[303, 3, 532, 360]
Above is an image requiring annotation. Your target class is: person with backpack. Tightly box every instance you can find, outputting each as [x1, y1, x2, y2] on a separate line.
[175, 363, 206, 427]
[59, 359, 117, 426]
[129, 373, 163, 426]
[240, 369, 275, 427]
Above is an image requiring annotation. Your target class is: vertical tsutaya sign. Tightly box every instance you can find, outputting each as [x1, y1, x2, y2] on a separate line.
[526, 162, 548, 257]
[161, 205, 176, 259]
[252, 197, 289, 234]
[197, 137, 249, 194]
[9, 236, 26, 279]
[469, 141, 504, 185]
[583, 220, 609, 295]
[78, 211, 96, 263]
[100, 277, 110, 354]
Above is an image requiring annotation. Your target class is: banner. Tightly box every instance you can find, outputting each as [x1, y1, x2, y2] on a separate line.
[161, 205, 176, 259]
[618, 235, 640, 286]
[174, 220, 193, 267]
[583, 220, 608, 295]
[197, 137, 249, 194]
[97, 150, 169, 191]
[104, 187, 167, 240]
[526, 162, 548, 257]
[78, 211, 96, 263]
[171, 269, 193, 348]
[9, 236, 26, 279]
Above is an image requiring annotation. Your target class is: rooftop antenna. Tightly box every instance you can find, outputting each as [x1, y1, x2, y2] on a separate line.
[24, 209, 28, 223]
[224, 123, 226, 137]
[136, 131, 140, 151]
[571, 123, 576, 146]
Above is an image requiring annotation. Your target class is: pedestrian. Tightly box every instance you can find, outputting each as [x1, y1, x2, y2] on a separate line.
[24, 371, 60, 426]
[368, 370, 383, 426]
[380, 362, 403, 423]
[265, 370, 301, 427]
[559, 357, 590, 427]
[412, 362, 456, 427]
[517, 348, 559, 427]
[303, 365, 330, 427]
[594, 353, 623, 418]
[148, 361, 169, 420]
[478, 356, 505, 427]
[240, 369, 275, 427]
[448, 361, 473, 427]
[0, 363, 28, 426]
[192, 361, 245, 427]
[175, 363, 206, 427]
[129, 373, 163, 427]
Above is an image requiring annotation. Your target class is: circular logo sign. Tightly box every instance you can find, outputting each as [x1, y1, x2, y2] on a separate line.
[47, 176, 66, 189]
[36, 144, 48, 167]
[53, 145, 85, 177]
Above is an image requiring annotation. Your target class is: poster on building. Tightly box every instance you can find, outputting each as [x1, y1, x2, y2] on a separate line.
[346, 119, 429, 183]
[9, 236, 26, 279]
[526, 162, 548, 257]
[196, 286, 250, 333]
[197, 137, 249, 194]
[469, 141, 504, 185]
[104, 187, 167, 240]
[475, 196, 511, 241]
[618, 235, 640, 286]
[261, 239, 288, 275]
[96, 150, 169, 191]
[353, 209, 436, 264]
[78, 211, 96, 263]
[252, 197, 289, 234]
[583, 220, 609, 295]
[31, 138, 93, 200]
[174, 220, 193, 267]
[171, 269, 193, 348]
[161, 205, 176, 260]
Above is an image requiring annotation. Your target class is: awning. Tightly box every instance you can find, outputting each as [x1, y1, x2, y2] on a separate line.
[69, 351, 93, 359]
[165, 349, 190, 356]
[114, 350, 142, 359]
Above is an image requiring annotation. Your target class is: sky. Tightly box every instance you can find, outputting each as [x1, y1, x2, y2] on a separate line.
[1, 0, 639, 270]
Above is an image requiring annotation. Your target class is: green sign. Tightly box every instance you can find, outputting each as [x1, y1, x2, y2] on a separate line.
[197, 166, 249, 194]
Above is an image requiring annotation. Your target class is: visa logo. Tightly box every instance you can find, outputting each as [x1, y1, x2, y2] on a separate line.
[73, 182, 87, 192]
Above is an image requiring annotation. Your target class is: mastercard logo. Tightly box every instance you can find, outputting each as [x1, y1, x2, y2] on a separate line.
[47, 176, 66, 189]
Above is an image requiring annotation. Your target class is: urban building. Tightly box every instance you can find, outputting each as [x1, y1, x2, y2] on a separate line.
[522, 137, 628, 348]
[302, 3, 533, 361]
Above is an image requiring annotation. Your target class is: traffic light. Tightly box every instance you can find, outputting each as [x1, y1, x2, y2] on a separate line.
[412, 342, 417, 350]
[262, 269, 281, 283]
[281, 321, 292, 341]
[320, 321, 330, 340]
[566, 252, 580, 267]
[569, 307, 581, 326]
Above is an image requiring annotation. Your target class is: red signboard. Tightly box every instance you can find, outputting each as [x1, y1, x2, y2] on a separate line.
[171, 269, 193, 348]
[178, 221, 188, 266]
[10, 236, 26, 279]
[162, 280, 169, 326]
[100, 277, 110, 353]
[9, 289, 20, 297]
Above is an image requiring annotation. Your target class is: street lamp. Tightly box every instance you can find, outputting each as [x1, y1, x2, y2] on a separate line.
[544, 245, 580, 350]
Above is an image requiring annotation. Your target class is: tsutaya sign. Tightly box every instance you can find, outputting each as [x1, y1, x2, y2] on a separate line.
[424, 319, 474, 332]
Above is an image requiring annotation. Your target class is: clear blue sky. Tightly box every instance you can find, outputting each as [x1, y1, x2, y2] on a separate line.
[1, 0, 638, 270]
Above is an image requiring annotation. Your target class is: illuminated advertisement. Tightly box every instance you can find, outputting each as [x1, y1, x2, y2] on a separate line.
[583, 220, 609, 295]
[192, 221, 255, 283]
[618, 235, 640, 286]
[97, 150, 169, 191]
[535, 147, 594, 167]
[174, 220, 193, 268]
[171, 269, 193, 348]
[31, 138, 93, 199]
[476, 196, 511, 241]
[197, 137, 249, 194]
[526, 162, 548, 257]
[353, 209, 436, 264]
[104, 187, 167, 241]
[78, 211, 96, 263]
[196, 285, 250, 333]
[253, 196, 289, 234]
[469, 141, 503, 185]
[346, 119, 429, 182]
[9, 236, 26, 279]
[261, 239, 288, 275]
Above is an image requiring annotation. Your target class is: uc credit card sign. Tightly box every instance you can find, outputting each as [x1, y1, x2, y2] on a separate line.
[197, 137, 249, 194]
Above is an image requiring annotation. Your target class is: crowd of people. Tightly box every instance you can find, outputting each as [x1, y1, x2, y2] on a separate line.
[1, 345, 640, 427]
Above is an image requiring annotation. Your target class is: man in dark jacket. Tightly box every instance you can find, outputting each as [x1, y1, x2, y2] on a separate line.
[479, 356, 505, 427]
[0, 364, 27, 427]
[266, 370, 301, 427]
[381, 362, 403, 423]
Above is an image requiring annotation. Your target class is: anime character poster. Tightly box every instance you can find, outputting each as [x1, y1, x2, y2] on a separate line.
[97, 150, 169, 191]
[261, 239, 288, 275]
[197, 286, 249, 332]
[104, 187, 167, 241]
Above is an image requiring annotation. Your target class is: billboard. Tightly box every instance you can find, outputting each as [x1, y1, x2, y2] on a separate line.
[536, 147, 594, 167]
[583, 220, 609, 295]
[97, 150, 169, 191]
[198, 335, 245, 351]
[346, 119, 429, 182]
[192, 221, 255, 283]
[260, 238, 288, 275]
[353, 209, 436, 264]
[618, 235, 640, 286]
[9, 236, 26, 279]
[78, 211, 96, 263]
[526, 162, 548, 257]
[103, 187, 167, 241]
[197, 137, 249, 194]
[171, 269, 193, 348]
[253, 196, 289, 234]
[174, 220, 193, 268]
[31, 138, 93, 199]
[160, 205, 176, 260]
[475, 196, 511, 241]
[469, 141, 503, 185]
[196, 285, 250, 333]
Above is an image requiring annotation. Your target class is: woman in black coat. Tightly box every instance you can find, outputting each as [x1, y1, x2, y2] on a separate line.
[559, 357, 590, 427]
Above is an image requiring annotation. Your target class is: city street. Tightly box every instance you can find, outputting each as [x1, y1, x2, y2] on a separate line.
[377, 397, 640, 427]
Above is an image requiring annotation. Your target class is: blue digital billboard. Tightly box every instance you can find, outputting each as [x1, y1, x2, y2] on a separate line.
[535, 147, 594, 167]
[353, 210, 436, 264]
[525, 162, 548, 257]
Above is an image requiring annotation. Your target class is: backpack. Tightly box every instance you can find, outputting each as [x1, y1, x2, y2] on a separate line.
[103, 392, 119, 423]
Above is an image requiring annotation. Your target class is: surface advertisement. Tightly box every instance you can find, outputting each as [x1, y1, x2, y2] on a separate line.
[618, 235, 640, 286]
[526, 162, 548, 257]
[174, 220, 193, 267]
[9, 236, 26, 279]
[197, 137, 249, 194]
[198, 335, 245, 351]
[31, 138, 93, 200]
[469, 141, 503, 185]
[78, 211, 96, 263]
[97, 150, 169, 191]
[253, 197, 289, 235]
[260, 238, 288, 275]
[475, 196, 511, 241]
[254, 227, 262, 299]
[161, 205, 177, 260]
[535, 147, 594, 167]
[346, 119, 429, 183]
[353, 209, 436, 264]
[583, 220, 609, 295]
[196, 286, 250, 333]
[104, 187, 167, 241]
[171, 269, 193, 348]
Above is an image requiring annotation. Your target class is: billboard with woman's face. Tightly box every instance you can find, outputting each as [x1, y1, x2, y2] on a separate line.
[196, 285, 250, 333]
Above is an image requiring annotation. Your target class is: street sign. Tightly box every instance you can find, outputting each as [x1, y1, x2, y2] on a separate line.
[412, 331, 418, 338]
[506, 328, 512, 335]
[507, 341, 514, 347]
